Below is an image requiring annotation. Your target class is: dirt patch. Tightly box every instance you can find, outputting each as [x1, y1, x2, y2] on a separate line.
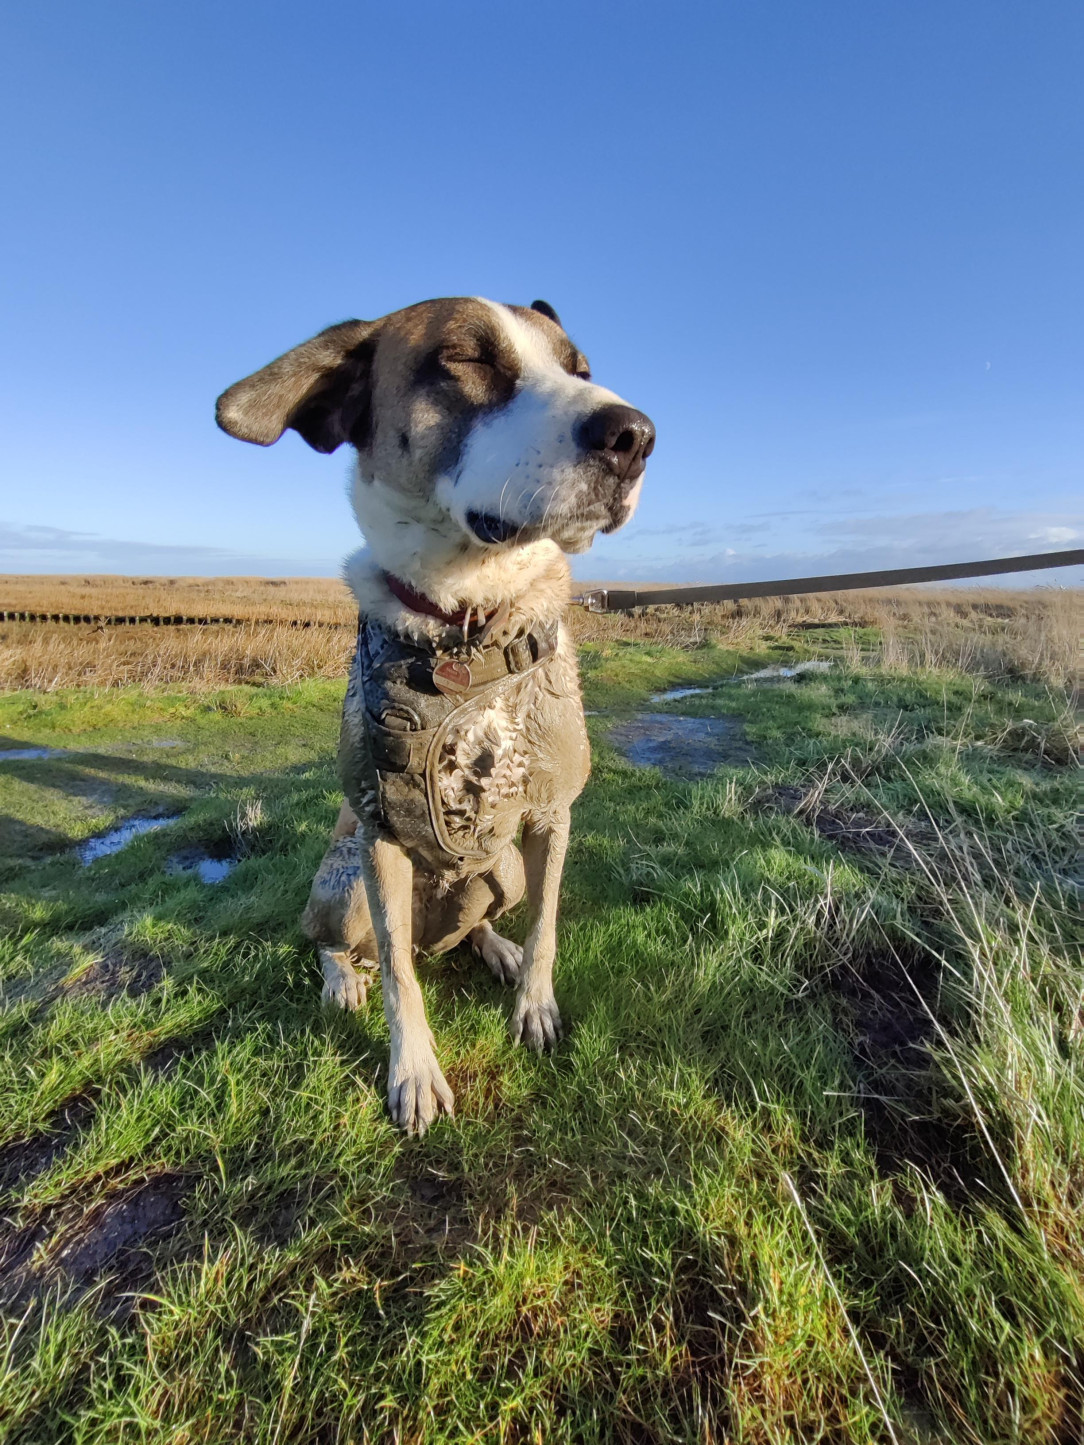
[403, 1171, 473, 1250]
[829, 951, 989, 1199]
[52, 1174, 189, 1287]
[766, 785, 936, 867]
[609, 714, 757, 778]
[0, 1097, 96, 1197]
[61, 948, 164, 1001]
[0, 1172, 192, 1313]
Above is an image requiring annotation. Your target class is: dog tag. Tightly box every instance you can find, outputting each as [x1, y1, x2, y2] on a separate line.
[433, 658, 473, 695]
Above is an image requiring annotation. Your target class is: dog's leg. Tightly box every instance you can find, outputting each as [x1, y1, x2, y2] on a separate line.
[509, 811, 569, 1051]
[362, 834, 454, 1134]
[302, 830, 377, 1011]
[470, 921, 523, 985]
[331, 798, 360, 839]
[469, 844, 526, 984]
[319, 945, 372, 1010]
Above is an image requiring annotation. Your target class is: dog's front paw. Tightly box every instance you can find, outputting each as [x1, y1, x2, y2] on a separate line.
[470, 921, 523, 985]
[510, 991, 563, 1052]
[320, 947, 370, 1011]
[387, 1045, 455, 1135]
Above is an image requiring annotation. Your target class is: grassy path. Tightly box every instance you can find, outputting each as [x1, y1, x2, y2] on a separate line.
[0, 638, 1080, 1442]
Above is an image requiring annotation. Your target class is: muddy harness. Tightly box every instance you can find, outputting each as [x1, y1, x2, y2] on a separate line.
[339, 603, 558, 868]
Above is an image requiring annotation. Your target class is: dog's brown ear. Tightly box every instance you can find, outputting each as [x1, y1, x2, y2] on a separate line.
[216, 319, 379, 453]
[530, 299, 561, 327]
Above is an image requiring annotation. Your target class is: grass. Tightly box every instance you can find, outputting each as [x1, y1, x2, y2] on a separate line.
[1, 576, 1079, 692]
[0, 591, 1081, 1441]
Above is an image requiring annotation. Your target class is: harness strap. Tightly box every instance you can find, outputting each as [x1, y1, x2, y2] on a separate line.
[358, 615, 558, 778]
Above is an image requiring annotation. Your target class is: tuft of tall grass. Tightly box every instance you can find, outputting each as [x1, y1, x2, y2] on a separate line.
[0, 620, 355, 691]
[571, 585, 1081, 692]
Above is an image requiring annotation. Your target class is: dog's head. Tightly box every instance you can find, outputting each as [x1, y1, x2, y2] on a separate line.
[216, 297, 654, 556]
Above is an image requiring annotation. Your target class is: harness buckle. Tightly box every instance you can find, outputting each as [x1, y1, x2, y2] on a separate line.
[504, 634, 534, 673]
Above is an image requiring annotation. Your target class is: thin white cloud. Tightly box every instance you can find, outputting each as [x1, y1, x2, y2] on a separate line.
[580, 506, 1084, 586]
[0, 523, 335, 577]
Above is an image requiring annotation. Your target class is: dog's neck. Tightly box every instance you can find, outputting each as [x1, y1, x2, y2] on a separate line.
[346, 468, 574, 638]
[381, 571, 499, 628]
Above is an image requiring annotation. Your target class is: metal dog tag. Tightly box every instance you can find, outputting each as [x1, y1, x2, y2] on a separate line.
[432, 658, 473, 695]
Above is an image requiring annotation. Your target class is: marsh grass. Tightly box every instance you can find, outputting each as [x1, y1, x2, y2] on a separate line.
[1, 577, 1079, 692]
[0, 600, 1080, 1441]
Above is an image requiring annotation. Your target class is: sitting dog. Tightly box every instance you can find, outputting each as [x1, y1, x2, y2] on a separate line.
[217, 297, 654, 1132]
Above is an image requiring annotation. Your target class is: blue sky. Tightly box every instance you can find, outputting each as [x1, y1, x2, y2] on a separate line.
[2, 0, 1081, 586]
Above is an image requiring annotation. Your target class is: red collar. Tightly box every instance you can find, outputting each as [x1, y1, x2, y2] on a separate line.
[382, 571, 497, 628]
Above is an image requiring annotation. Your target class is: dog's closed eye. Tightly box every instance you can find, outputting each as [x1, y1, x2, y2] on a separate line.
[442, 352, 494, 372]
[439, 342, 498, 369]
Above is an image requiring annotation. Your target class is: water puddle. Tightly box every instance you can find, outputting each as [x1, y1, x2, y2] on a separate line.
[0, 747, 68, 762]
[651, 685, 712, 702]
[740, 660, 832, 682]
[165, 843, 238, 885]
[651, 660, 832, 703]
[77, 814, 181, 864]
[609, 713, 757, 778]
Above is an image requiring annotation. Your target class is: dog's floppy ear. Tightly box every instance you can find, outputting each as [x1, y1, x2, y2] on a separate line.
[216, 319, 380, 453]
[530, 299, 562, 327]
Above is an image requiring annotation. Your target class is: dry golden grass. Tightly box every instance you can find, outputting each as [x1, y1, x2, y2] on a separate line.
[0, 575, 1079, 693]
[570, 584, 1083, 693]
[0, 620, 355, 691]
[0, 575, 358, 690]
[0, 573, 356, 625]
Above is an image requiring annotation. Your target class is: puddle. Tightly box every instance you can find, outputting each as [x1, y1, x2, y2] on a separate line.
[651, 684, 713, 702]
[0, 747, 68, 762]
[609, 713, 757, 777]
[739, 660, 832, 682]
[651, 660, 832, 703]
[165, 842, 238, 885]
[77, 814, 181, 864]
[149, 739, 185, 749]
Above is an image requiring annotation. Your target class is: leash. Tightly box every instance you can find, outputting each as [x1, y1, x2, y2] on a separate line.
[571, 548, 1084, 613]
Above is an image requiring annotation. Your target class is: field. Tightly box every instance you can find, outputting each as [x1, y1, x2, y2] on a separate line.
[0, 574, 1079, 694]
[0, 577, 1081, 1442]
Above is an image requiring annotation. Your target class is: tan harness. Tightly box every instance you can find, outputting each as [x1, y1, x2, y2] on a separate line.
[339, 613, 558, 868]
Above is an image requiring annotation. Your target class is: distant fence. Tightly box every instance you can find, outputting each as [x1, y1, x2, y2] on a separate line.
[0, 612, 345, 628]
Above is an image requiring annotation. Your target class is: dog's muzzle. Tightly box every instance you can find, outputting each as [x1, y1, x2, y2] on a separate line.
[464, 403, 656, 548]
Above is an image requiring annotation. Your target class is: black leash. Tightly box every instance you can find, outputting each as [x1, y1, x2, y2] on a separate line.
[572, 548, 1084, 613]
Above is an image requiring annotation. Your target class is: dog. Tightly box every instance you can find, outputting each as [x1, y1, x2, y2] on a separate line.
[217, 297, 654, 1133]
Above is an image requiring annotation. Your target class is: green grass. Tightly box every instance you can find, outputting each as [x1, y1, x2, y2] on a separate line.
[0, 641, 1080, 1443]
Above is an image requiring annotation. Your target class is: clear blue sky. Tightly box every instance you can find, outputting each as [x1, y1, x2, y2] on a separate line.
[2, 0, 1081, 586]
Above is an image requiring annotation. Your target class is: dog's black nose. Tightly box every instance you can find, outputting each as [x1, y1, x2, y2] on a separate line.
[577, 405, 656, 485]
